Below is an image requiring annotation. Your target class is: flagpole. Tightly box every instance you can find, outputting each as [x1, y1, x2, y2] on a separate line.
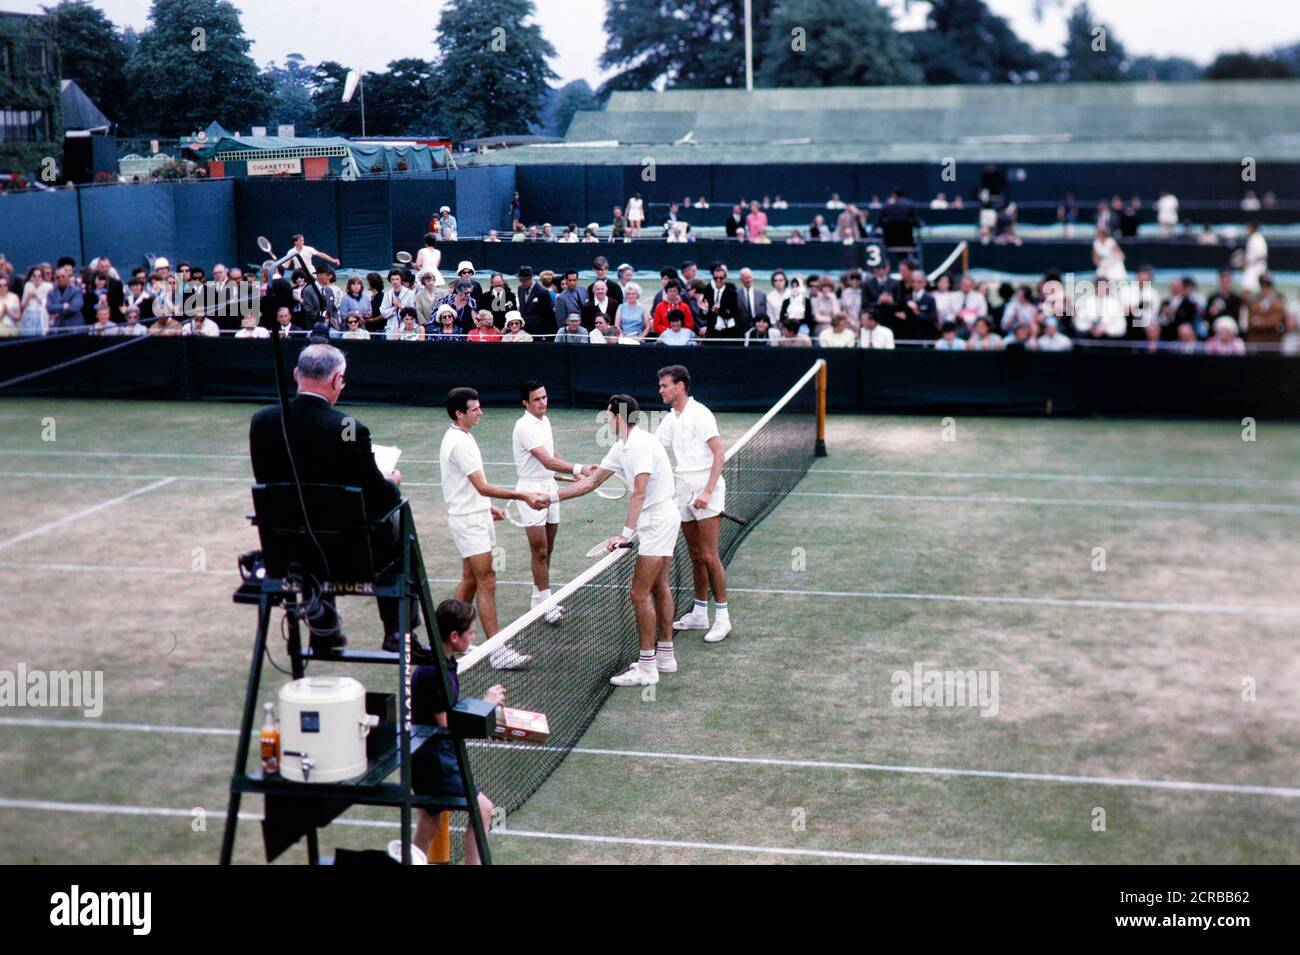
[744, 0, 753, 91]
[360, 74, 366, 137]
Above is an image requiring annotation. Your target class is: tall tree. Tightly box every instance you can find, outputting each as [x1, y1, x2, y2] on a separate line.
[427, 0, 556, 140]
[42, 1, 129, 124]
[1057, 2, 1127, 81]
[121, 0, 272, 136]
[600, 0, 776, 92]
[1126, 56, 1201, 83]
[359, 59, 438, 135]
[309, 61, 359, 136]
[262, 53, 316, 135]
[904, 0, 1051, 84]
[1205, 51, 1295, 80]
[760, 0, 920, 87]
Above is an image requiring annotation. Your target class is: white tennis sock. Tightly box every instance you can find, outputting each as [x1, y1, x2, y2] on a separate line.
[691, 599, 708, 616]
[638, 649, 657, 670]
[715, 601, 730, 623]
[656, 641, 674, 662]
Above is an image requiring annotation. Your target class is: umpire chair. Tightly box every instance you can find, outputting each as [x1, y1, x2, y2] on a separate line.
[219, 483, 493, 865]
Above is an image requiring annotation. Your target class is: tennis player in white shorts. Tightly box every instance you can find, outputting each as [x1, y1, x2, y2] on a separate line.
[513, 380, 596, 624]
[557, 393, 681, 686]
[656, 364, 731, 642]
[441, 387, 551, 669]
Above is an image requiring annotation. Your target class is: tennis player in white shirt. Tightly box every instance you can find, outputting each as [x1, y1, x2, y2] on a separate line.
[441, 387, 550, 670]
[655, 365, 731, 642]
[513, 380, 596, 624]
[557, 394, 681, 686]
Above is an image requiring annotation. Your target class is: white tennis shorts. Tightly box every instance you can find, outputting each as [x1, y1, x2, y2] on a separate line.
[636, 499, 681, 558]
[514, 477, 560, 527]
[449, 509, 496, 558]
[676, 468, 726, 522]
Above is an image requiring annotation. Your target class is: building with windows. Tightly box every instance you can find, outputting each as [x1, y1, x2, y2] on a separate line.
[0, 11, 62, 180]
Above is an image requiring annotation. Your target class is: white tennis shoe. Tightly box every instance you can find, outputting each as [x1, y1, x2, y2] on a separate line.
[610, 663, 659, 686]
[489, 646, 532, 670]
[673, 610, 709, 631]
[704, 620, 732, 643]
[656, 655, 678, 673]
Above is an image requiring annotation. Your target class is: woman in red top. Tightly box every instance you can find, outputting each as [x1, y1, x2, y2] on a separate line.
[651, 280, 694, 335]
[468, 309, 502, 342]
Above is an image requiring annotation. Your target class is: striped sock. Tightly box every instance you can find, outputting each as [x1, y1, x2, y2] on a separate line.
[656, 641, 674, 661]
[638, 650, 656, 668]
[692, 599, 708, 614]
[715, 601, 729, 623]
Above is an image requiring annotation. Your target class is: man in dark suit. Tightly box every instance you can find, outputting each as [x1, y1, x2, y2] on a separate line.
[587, 256, 623, 308]
[724, 204, 745, 240]
[701, 263, 740, 339]
[249, 344, 420, 654]
[735, 267, 767, 334]
[516, 265, 556, 337]
[300, 266, 340, 329]
[862, 260, 901, 311]
[879, 189, 920, 253]
[260, 262, 296, 332]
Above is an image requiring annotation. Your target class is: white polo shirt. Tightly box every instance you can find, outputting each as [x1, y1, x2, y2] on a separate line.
[600, 426, 674, 507]
[512, 412, 554, 482]
[655, 396, 720, 472]
[439, 426, 489, 516]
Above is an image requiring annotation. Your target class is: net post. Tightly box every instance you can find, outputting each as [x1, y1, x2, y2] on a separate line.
[815, 359, 828, 458]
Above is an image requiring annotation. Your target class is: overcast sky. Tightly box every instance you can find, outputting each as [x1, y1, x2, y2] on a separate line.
[9, 0, 1298, 86]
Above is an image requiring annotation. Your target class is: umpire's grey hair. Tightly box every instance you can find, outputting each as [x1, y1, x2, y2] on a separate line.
[297, 343, 346, 381]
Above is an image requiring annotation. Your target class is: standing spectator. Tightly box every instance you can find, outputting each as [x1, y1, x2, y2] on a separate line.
[1031, 316, 1072, 352]
[301, 267, 340, 329]
[438, 279, 479, 334]
[338, 276, 372, 328]
[615, 282, 648, 342]
[656, 311, 695, 346]
[610, 206, 628, 241]
[0, 276, 18, 336]
[380, 270, 415, 337]
[735, 267, 767, 333]
[1242, 222, 1268, 294]
[836, 205, 862, 243]
[809, 214, 830, 242]
[123, 275, 153, 321]
[702, 263, 739, 338]
[1206, 317, 1246, 355]
[1057, 193, 1078, 238]
[744, 314, 779, 346]
[1000, 286, 1039, 332]
[745, 201, 769, 244]
[485, 273, 517, 327]
[468, 310, 502, 342]
[1155, 190, 1179, 235]
[724, 204, 744, 240]
[900, 271, 939, 339]
[809, 279, 839, 336]
[766, 270, 789, 318]
[779, 276, 812, 331]
[1246, 275, 1287, 344]
[583, 279, 616, 330]
[46, 266, 85, 332]
[863, 260, 900, 312]
[438, 206, 458, 240]
[858, 310, 895, 349]
[1092, 227, 1127, 282]
[414, 233, 444, 287]
[1078, 279, 1128, 339]
[934, 322, 965, 351]
[839, 271, 863, 323]
[509, 191, 522, 227]
[516, 266, 555, 337]
[501, 311, 532, 342]
[931, 273, 960, 328]
[415, 272, 442, 325]
[879, 189, 920, 252]
[554, 313, 590, 344]
[555, 270, 588, 326]
[625, 193, 645, 238]
[1205, 269, 1245, 334]
[1119, 196, 1141, 238]
[82, 272, 113, 325]
[588, 258, 623, 308]
[365, 273, 386, 331]
[818, 313, 856, 348]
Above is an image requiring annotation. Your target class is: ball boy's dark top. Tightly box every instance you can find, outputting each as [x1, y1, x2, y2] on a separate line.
[249, 393, 400, 523]
[412, 657, 459, 727]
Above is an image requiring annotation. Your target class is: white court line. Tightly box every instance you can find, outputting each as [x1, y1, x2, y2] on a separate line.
[0, 477, 175, 552]
[3, 716, 1297, 799]
[1, 560, 1296, 616]
[0, 469, 1288, 515]
[2, 446, 1295, 491]
[0, 796, 1028, 864]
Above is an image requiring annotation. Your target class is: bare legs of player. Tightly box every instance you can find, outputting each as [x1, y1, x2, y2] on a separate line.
[525, 522, 558, 592]
[455, 551, 499, 637]
[630, 555, 673, 652]
[680, 516, 727, 604]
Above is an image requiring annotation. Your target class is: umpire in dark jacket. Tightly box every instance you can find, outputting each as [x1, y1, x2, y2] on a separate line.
[249, 344, 420, 654]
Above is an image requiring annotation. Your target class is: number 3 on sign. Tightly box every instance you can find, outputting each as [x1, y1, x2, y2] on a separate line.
[865, 245, 883, 269]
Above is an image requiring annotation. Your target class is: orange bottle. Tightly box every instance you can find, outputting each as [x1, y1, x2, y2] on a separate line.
[260, 702, 280, 775]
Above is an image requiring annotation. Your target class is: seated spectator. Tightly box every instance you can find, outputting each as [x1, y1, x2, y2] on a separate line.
[583, 225, 600, 242]
[1000, 285, 1039, 332]
[338, 276, 372, 328]
[615, 282, 648, 342]
[340, 314, 370, 339]
[1205, 317, 1246, 355]
[966, 317, 1003, 351]
[656, 311, 696, 346]
[931, 273, 960, 328]
[786, 229, 806, 245]
[183, 310, 220, 336]
[236, 312, 271, 338]
[810, 279, 839, 334]
[118, 306, 148, 336]
[839, 271, 863, 323]
[468, 309, 502, 342]
[954, 273, 988, 330]
[1031, 316, 1072, 352]
[809, 214, 829, 242]
[772, 195, 788, 209]
[1173, 322, 1200, 354]
[590, 314, 619, 344]
[123, 275, 153, 320]
[555, 313, 590, 344]
[930, 193, 949, 210]
[425, 305, 459, 342]
[744, 314, 779, 347]
[858, 310, 895, 349]
[611, 205, 628, 241]
[651, 280, 694, 334]
[724, 204, 744, 240]
[1077, 279, 1127, 338]
[511, 222, 527, 242]
[501, 311, 532, 342]
[1246, 275, 1287, 344]
[776, 318, 812, 347]
[746, 201, 769, 243]
[486, 273, 518, 327]
[151, 311, 185, 336]
[485, 230, 500, 242]
[87, 303, 118, 336]
[934, 321, 965, 351]
[818, 312, 856, 348]
[1002, 322, 1032, 350]
[779, 277, 811, 329]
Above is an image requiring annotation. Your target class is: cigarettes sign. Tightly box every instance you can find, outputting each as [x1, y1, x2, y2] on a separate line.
[248, 158, 303, 176]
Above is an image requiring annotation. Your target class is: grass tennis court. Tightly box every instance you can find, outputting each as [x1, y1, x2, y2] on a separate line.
[1, 396, 1298, 864]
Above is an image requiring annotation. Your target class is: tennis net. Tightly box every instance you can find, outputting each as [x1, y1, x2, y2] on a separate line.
[454, 359, 826, 849]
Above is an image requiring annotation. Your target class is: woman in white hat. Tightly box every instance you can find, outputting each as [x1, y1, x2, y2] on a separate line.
[501, 310, 532, 343]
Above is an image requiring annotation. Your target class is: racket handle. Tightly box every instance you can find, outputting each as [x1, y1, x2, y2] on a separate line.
[721, 510, 748, 526]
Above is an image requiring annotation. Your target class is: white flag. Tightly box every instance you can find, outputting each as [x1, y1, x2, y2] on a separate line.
[342, 70, 360, 103]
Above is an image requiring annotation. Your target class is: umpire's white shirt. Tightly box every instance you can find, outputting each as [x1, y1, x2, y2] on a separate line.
[655, 396, 719, 472]
[440, 426, 489, 515]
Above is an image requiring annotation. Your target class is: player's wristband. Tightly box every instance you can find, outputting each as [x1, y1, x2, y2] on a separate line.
[572, 463, 584, 477]
[621, 526, 636, 541]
